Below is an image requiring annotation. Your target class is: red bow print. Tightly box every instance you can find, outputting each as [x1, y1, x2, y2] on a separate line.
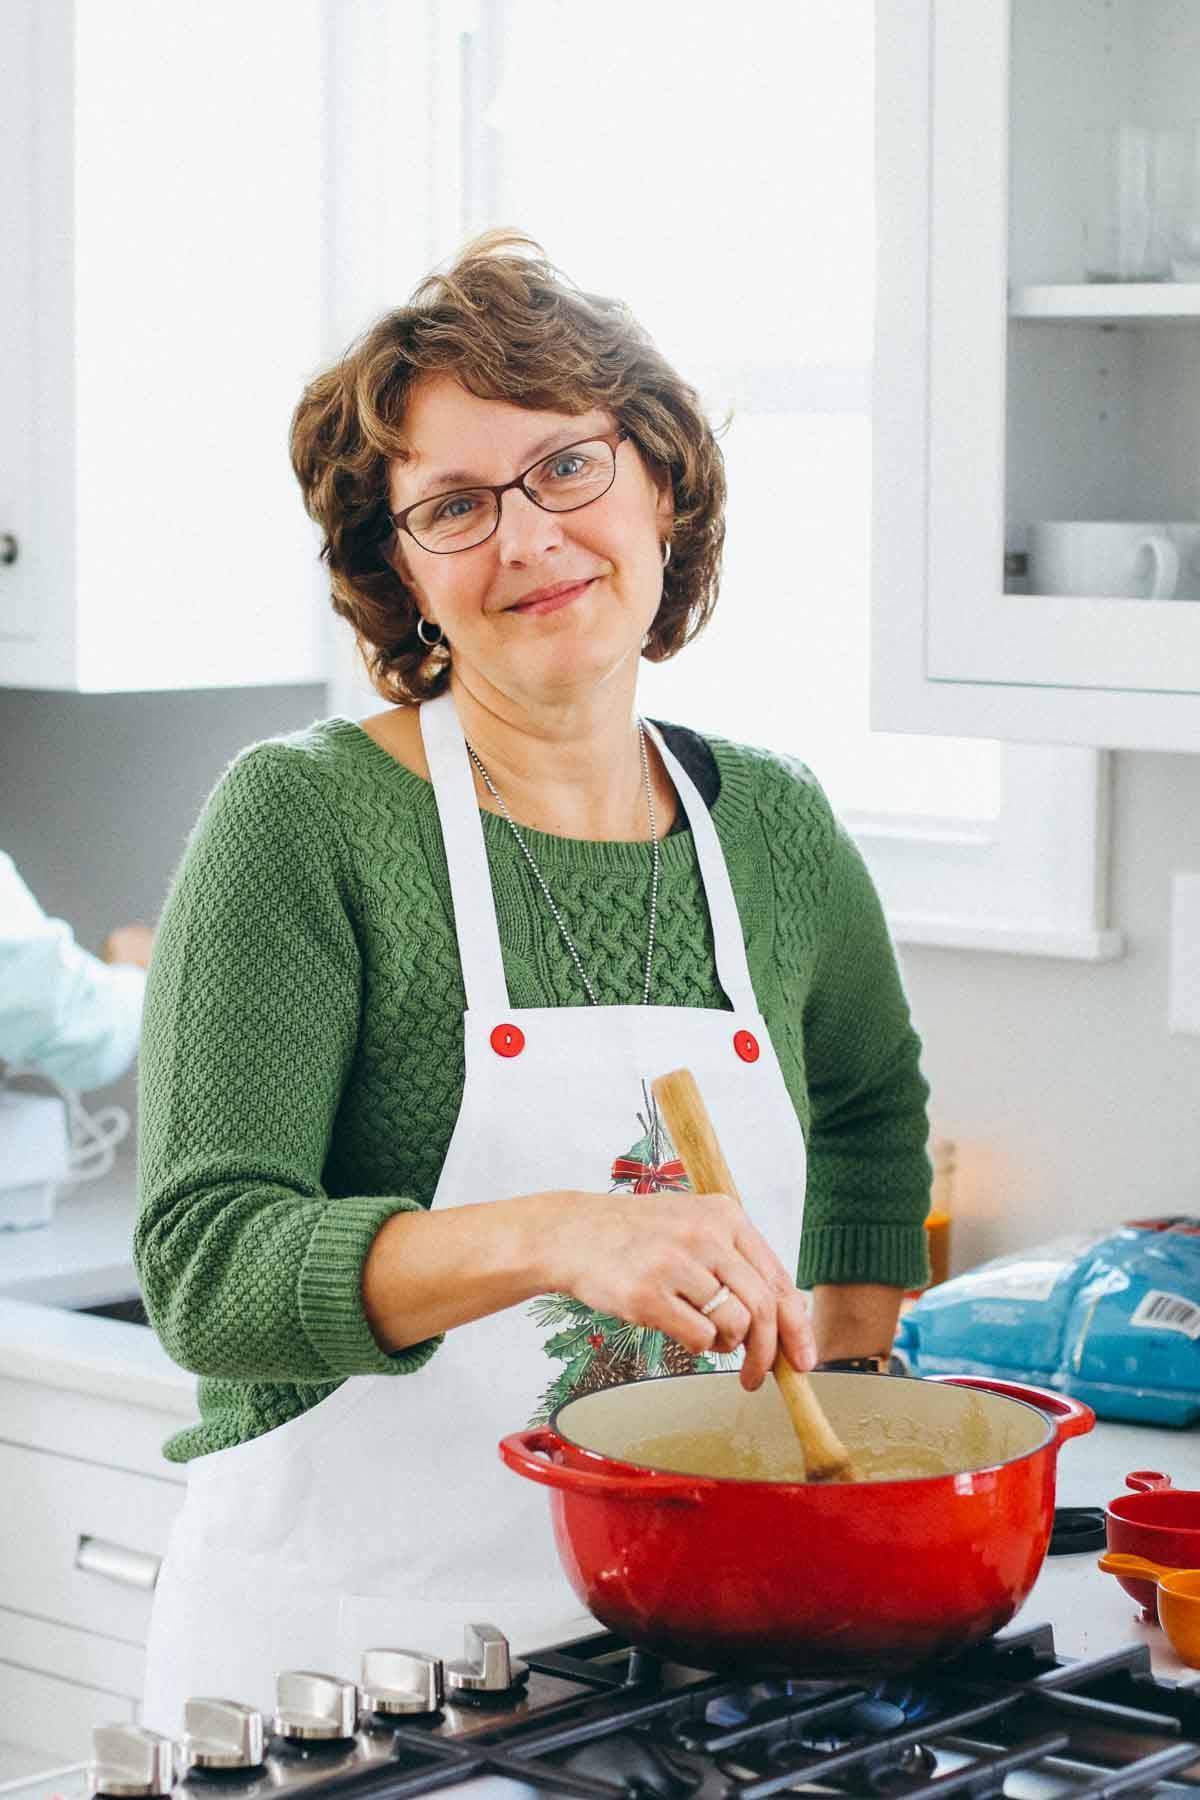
[611, 1156, 687, 1195]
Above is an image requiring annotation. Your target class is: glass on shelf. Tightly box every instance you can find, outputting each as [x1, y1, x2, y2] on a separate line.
[1080, 122, 1200, 285]
[1083, 125, 1177, 283]
[1165, 125, 1200, 280]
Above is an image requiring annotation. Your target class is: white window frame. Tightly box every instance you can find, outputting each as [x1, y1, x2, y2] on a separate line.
[321, 0, 1123, 963]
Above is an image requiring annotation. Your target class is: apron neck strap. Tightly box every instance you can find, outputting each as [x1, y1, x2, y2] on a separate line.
[419, 690, 510, 1016]
[640, 718, 757, 1015]
[419, 690, 757, 1017]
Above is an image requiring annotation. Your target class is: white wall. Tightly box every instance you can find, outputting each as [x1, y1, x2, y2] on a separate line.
[0, 686, 326, 1125]
[905, 749, 1200, 1277]
[4, 684, 1198, 1276]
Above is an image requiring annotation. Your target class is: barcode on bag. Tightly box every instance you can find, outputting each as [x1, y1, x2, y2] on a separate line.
[1129, 1290, 1200, 1340]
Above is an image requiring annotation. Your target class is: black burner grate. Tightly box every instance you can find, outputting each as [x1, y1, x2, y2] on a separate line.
[286, 1625, 1200, 1800]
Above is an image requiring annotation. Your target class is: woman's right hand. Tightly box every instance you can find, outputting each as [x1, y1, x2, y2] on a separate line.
[548, 1188, 816, 1393]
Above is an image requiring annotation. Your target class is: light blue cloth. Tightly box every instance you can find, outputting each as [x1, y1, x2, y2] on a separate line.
[0, 851, 146, 1092]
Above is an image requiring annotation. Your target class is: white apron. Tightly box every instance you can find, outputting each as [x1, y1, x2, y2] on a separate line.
[141, 690, 807, 1734]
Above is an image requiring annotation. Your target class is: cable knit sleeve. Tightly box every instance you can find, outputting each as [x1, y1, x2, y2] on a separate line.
[795, 804, 933, 1292]
[134, 743, 442, 1382]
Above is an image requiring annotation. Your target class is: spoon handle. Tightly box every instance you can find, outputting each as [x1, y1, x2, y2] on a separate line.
[650, 1066, 858, 1483]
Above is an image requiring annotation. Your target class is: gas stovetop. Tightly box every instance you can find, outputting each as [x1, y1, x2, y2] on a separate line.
[77, 1621, 1200, 1800]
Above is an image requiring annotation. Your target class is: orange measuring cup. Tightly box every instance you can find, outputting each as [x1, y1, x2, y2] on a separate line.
[1098, 1552, 1200, 1667]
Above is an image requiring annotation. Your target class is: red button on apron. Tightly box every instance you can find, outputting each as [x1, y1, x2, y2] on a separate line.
[490, 1023, 525, 1058]
[733, 1029, 760, 1063]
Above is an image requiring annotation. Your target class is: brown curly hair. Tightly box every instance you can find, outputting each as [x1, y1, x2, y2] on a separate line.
[289, 229, 731, 703]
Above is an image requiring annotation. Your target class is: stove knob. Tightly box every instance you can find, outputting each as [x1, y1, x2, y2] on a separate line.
[88, 1725, 175, 1797]
[180, 1699, 265, 1772]
[445, 1623, 528, 1697]
[273, 1670, 359, 1741]
[358, 1648, 444, 1717]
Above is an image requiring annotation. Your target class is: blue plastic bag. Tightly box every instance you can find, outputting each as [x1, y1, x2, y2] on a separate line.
[893, 1216, 1200, 1426]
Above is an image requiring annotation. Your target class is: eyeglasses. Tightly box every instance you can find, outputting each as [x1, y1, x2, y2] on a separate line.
[389, 428, 630, 555]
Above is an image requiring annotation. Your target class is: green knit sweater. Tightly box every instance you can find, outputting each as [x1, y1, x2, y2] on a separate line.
[134, 716, 932, 1463]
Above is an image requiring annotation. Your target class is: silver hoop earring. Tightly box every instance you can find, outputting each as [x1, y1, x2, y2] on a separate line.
[662, 540, 672, 568]
[416, 617, 444, 648]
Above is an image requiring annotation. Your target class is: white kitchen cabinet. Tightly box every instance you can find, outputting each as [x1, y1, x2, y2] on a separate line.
[0, 1443, 179, 1645]
[873, 0, 1200, 751]
[0, 1370, 187, 1758]
[0, 1661, 137, 1765]
[0, 0, 330, 692]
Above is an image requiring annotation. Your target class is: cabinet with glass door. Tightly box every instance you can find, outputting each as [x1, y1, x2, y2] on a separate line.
[873, 0, 1200, 752]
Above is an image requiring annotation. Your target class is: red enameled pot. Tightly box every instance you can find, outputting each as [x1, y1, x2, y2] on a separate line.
[500, 1370, 1094, 1674]
[1105, 1471, 1200, 1620]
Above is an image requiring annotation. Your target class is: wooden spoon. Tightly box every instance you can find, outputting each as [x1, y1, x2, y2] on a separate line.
[651, 1066, 860, 1484]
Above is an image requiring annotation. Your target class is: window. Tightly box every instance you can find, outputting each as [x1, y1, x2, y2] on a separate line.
[323, 0, 1120, 959]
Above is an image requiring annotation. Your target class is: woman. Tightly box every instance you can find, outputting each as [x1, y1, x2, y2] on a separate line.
[135, 230, 932, 1732]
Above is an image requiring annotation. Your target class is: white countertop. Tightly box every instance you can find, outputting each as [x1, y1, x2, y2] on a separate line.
[0, 1150, 195, 1415]
[0, 1147, 141, 1286]
[1016, 1413, 1200, 1683]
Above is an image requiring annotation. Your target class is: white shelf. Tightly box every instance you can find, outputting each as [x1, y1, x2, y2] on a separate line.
[1010, 282, 1200, 322]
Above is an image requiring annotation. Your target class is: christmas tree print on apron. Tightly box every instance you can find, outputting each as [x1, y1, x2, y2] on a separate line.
[528, 1083, 740, 1422]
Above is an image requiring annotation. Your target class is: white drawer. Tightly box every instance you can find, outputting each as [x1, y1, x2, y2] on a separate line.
[0, 1445, 182, 1642]
[0, 1372, 193, 1477]
[0, 1659, 135, 1761]
[0, 1607, 144, 1700]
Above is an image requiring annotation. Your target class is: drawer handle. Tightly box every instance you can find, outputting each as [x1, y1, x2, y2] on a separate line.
[75, 1534, 162, 1590]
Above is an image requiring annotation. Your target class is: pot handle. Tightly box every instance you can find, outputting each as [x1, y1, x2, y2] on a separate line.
[925, 1376, 1095, 1446]
[499, 1427, 706, 1506]
[1125, 1469, 1173, 1494]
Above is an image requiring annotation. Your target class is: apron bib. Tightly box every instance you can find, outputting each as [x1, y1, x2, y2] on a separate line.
[141, 691, 806, 1732]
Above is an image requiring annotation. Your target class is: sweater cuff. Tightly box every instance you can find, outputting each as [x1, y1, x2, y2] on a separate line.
[797, 1221, 930, 1292]
[300, 1195, 443, 1377]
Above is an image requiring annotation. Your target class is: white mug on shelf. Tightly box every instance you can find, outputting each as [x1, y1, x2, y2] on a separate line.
[1026, 521, 1181, 599]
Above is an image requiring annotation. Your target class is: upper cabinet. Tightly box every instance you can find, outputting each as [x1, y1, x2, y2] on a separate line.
[873, 0, 1200, 751]
[0, 0, 329, 693]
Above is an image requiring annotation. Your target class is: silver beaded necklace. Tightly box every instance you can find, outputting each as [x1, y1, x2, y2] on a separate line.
[465, 723, 661, 1007]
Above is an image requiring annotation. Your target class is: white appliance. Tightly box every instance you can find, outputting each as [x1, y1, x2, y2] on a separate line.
[0, 1077, 130, 1229]
[0, 1089, 71, 1228]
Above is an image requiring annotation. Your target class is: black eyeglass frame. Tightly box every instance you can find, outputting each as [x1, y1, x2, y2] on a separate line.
[388, 427, 631, 554]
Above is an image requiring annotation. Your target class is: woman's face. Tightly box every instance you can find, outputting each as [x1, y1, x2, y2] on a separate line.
[387, 375, 673, 707]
